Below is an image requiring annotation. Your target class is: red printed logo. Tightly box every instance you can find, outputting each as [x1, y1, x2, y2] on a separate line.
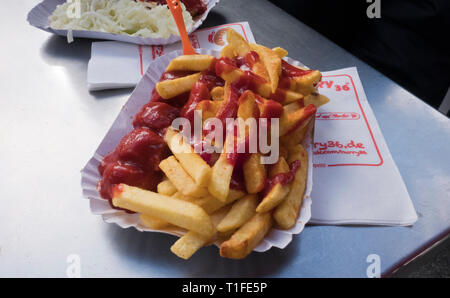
[208, 28, 228, 46]
[316, 112, 360, 120]
[190, 35, 200, 49]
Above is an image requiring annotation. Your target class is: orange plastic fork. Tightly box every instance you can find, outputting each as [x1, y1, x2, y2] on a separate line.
[166, 0, 196, 55]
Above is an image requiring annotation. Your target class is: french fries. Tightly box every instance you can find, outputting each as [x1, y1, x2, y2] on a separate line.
[193, 189, 245, 214]
[272, 47, 288, 58]
[243, 153, 266, 194]
[170, 206, 230, 260]
[293, 70, 322, 96]
[256, 157, 291, 213]
[220, 212, 273, 259]
[99, 28, 330, 260]
[196, 100, 223, 121]
[159, 156, 208, 198]
[226, 28, 251, 56]
[166, 55, 216, 72]
[156, 72, 201, 99]
[112, 184, 215, 237]
[217, 194, 258, 232]
[280, 103, 317, 136]
[251, 44, 281, 93]
[208, 136, 234, 202]
[304, 92, 330, 108]
[280, 116, 313, 147]
[140, 214, 171, 230]
[157, 179, 177, 196]
[211, 86, 224, 101]
[274, 145, 308, 229]
[165, 128, 212, 187]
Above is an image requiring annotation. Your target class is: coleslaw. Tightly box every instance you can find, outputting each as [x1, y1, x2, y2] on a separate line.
[49, 0, 194, 38]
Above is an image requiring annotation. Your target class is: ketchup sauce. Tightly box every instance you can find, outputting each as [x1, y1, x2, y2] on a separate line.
[98, 128, 167, 210]
[133, 102, 180, 134]
[141, 0, 207, 17]
[264, 160, 301, 195]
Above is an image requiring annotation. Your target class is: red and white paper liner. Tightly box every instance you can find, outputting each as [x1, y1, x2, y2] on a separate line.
[81, 49, 314, 252]
[27, 0, 220, 45]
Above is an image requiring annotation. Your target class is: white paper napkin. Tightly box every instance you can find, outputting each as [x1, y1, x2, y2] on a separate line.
[310, 67, 418, 226]
[87, 22, 256, 91]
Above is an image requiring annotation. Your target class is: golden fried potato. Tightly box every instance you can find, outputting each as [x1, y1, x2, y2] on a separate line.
[226, 28, 251, 56]
[193, 189, 245, 214]
[165, 128, 212, 187]
[157, 179, 177, 196]
[220, 212, 273, 259]
[140, 214, 171, 230]
[280, 117, 313, 147]
[208, 137, 235, 202]
[293, 70, 322, 96]
[113, 184, 215, 237]
[243, 153, 266, 194]
[159, 156, 208, 198]
[170, 206, 230, 260]
[251, 44, 282, 93]
[211, 86, 225, 101]
[220, 44, 236, 58]
[304, 93, 330, 108]
[217, 194, 258, 232]
[156, 72, 201, 99]
[196, 100, 223, 121]
[166, 55, 216, 72]
[274, 145, 308, 229]
[280, 103, 316, 136]
[272, 47, 288, 58]
[256, 157, 290, 213]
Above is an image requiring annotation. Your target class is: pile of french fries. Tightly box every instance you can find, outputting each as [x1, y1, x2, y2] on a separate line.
[112, 29, 329, 259]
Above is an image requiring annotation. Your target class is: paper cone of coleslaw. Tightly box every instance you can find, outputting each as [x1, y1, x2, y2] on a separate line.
[81, 49, 314, 253]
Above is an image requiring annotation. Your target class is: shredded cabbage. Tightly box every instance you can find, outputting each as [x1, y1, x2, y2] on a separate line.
[49, 0, 194, 38]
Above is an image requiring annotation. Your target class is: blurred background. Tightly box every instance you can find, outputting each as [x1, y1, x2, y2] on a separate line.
[268, 0, 450, 117]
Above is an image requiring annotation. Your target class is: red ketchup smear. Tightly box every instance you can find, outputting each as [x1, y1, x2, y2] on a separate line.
[235, 51, 259, 71]
[215, 57, 239, 76]
[281, 60, 314, 78]
[180, 81, 210, 126]
[287, 104, 317, 134]
[141, 0, 207, 17]
[270, 88, 287, 103]
[224, 90, 261, 166]
[264, 160, 301, 196]
[98, 128, 167, 211]
[199, 70, 225, 90]
[150, 71, 197, 108]
[269, 61, 315, 103]
[232, 71, 267, 97]
[257, 98, 284, 119]
[133, 102, 180, 135]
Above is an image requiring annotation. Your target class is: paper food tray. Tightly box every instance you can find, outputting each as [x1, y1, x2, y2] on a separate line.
[81, 49, 314, 253]
[27, 0, 220, 45]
